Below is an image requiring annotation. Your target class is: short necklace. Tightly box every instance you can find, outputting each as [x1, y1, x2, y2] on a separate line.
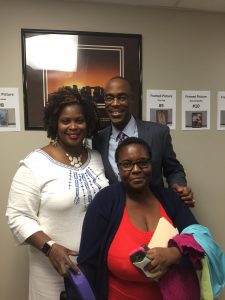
[65, 153, 83, 168]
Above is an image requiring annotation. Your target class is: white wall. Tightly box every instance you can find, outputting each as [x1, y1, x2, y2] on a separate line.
[1, 0, 225, 299]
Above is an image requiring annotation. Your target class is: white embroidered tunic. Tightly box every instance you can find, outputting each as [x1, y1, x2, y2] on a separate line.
[6, 148, 108, 300]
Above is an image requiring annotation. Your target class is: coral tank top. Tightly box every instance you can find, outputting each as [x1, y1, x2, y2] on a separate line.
[107, 204, 173, 300]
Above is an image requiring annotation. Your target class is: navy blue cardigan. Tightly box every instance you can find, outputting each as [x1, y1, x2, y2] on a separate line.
[75, 183, 198, 300]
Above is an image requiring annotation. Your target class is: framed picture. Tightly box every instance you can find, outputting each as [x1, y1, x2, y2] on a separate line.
[21, 29, 142, 130]
[192, 112, 203, 128]
[156, 110, 168, 125]
[220, 110, 225, 126]
[0, 109, 8, 126]
[184, 110, 208, 129]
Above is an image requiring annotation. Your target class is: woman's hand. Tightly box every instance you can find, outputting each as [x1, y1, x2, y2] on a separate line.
[25, 232, 80, 277]
[144, 247, 182, 279]
[48, 243, 80, 277]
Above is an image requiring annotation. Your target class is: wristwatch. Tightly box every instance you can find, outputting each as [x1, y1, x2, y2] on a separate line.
[41, 240, 56, 256]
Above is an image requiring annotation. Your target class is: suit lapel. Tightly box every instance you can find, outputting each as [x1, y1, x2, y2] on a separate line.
[136, 120, 153, 145]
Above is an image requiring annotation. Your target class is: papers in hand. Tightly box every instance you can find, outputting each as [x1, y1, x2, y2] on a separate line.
[148, 217, 179, 249]
[143, 217, 179, 279]
[131, 217, 179, 279]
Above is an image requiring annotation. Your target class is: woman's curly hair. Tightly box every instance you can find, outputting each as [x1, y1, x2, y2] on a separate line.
[43, 86, 99, 140]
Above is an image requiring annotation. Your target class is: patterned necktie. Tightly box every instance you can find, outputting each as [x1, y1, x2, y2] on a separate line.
[117, 131, 127, 144]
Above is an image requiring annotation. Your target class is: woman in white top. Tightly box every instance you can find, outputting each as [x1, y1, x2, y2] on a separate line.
[6, 86, 109, 300]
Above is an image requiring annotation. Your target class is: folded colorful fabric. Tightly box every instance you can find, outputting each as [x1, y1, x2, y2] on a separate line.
[182, 224, 225, 298]
[159, 264, 200, 300]
[158, 233, 204, 300]
[168, 233, 205, 269]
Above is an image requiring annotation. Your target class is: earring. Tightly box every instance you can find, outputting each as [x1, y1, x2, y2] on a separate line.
[82, 138, 88, 148]
[50, 137, 58, 147]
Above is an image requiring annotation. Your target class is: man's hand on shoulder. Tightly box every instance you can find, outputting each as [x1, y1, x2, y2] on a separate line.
[171, 183, 195, 207]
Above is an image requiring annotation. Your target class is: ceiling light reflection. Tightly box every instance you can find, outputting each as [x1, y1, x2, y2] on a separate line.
[26, 34, 78, 72]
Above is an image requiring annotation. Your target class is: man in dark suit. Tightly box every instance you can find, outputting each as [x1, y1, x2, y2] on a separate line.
[93, 77, 194, 206]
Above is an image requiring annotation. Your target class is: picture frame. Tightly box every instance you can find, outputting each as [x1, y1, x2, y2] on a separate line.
[220, 110, 225, 126]
[0, 109, 8, 126]
[184, 110, 208, 129]
[21, 29, 142, 130]
[191, 112, 203, 128]
[156, 109, 168, 125]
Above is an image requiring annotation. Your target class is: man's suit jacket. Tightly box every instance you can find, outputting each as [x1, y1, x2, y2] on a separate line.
[92, 119, 187, 187]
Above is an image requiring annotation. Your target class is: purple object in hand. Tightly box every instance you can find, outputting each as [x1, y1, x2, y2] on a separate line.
[68, 269, 96, 300]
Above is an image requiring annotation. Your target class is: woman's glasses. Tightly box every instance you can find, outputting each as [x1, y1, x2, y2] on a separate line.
[118, 159, 151, 171]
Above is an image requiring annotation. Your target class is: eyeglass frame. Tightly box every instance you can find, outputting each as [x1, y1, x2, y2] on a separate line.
[104, 93, 130, 104]
[117, 159, 151, 171]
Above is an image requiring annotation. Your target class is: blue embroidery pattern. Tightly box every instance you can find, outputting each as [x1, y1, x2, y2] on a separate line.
[70, 167, 103, 207]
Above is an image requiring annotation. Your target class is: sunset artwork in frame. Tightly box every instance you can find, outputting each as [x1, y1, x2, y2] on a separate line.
[21, 29, 142, 130]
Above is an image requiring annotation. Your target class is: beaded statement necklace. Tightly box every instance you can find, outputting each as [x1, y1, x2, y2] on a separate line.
[65, 153, 82, 168]
[50, 138, 83, 168]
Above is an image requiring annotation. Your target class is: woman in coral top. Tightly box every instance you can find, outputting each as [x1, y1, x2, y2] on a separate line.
[71, 137, 202, 300]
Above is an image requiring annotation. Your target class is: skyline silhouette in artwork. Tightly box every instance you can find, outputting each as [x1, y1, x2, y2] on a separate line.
[72, 84, 110, 129]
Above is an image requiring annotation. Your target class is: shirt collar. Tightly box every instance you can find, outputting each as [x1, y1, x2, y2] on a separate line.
[111, 115, 136, 139]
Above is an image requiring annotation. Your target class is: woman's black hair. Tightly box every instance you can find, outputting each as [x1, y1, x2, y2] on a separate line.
[115, 137, 152, 163]
[43, 86, 98, 139]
